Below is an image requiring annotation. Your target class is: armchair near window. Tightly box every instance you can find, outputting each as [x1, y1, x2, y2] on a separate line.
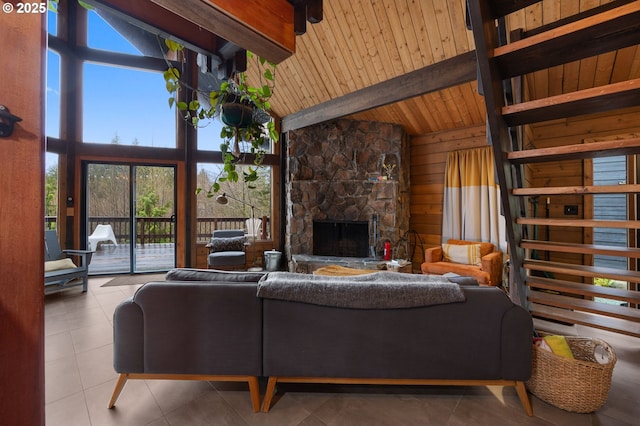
[44, 230, 93, 293]
[421, 239, 503, 286]
[206, 229, 247, 270]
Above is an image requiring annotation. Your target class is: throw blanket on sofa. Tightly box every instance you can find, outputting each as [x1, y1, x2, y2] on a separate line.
[257, 271, 465, 309]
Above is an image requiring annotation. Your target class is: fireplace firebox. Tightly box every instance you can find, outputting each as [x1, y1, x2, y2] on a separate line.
[313, 220, 369, 258]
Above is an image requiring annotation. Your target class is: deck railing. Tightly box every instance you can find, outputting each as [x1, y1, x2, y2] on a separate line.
[45, 216, 269, 245]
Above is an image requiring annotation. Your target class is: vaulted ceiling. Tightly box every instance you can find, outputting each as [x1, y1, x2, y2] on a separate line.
[97, 0, 640, 137]
[254, 0, 640, 136]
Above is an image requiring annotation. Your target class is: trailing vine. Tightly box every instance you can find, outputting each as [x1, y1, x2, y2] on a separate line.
[163, 41, 278, 196]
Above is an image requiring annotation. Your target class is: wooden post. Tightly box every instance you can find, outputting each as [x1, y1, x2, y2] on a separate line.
[0, 9, 46, 425]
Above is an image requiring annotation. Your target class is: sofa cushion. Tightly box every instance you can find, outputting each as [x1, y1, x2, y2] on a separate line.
[442, 243, 482, 266]
[45, 258, 77, 272]
[166, 268, 265, 282]
[208, 252, 246, 267]
[207, 236, 246, 252]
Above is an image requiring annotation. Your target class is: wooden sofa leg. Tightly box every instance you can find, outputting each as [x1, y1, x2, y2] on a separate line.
[262, 377, 278, 412]
[515, 381, 533, 416]
[108, 373, 129, 408]
[247, 376, 261, 412]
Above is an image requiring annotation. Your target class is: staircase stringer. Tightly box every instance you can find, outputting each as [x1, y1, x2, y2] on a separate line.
[467, 0, 529, 307]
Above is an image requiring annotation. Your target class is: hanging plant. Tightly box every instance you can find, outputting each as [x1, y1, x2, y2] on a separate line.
[162, 41, 278, 196]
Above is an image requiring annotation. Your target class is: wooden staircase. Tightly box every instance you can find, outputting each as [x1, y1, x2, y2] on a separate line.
[467, 0, 640, 337]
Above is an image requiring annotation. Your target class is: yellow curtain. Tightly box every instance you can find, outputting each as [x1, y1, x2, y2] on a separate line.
[442, 146, 505, 249]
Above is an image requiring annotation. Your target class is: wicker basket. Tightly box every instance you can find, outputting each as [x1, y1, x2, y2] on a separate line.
[526, 334, 616, 413]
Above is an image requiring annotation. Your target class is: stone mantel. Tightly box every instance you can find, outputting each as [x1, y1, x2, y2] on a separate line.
[285, 119, 410, 271]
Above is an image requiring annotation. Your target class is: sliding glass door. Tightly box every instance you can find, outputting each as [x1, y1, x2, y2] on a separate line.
[85, 162, 176, 274]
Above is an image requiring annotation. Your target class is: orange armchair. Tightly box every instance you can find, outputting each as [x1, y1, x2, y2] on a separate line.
[420, 239, 503, 286]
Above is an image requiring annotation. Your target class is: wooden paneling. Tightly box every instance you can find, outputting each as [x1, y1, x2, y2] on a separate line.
[245, 0, 639, 137]
[253, 0, 483, 135]
[506, 0, 640, 104]
[408, 124, 488, 262]
[281, 52, 479, 132]
[0, 10, 45, 425]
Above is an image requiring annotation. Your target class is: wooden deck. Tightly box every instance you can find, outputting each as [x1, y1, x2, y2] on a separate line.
[88, 243, 175, 275]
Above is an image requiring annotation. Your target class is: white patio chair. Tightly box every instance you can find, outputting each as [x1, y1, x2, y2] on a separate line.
[88, 224, 118, 251]
[246, 218, 262, 239]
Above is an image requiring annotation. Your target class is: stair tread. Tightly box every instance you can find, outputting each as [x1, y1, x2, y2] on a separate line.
[492, 2, 640, 78]
[529, 289, 640, 322]
[517, 217, 640, 229]
[513, 184, 640, 196]
[526, 275, 640, 302]
[524, 259, 640, 281]
[466, 0, 640, 338]
[521, 239, 640, 257]
[530, 303, 640, 338]
[502, 78, 640, 126]
[507, 137, 640, 164]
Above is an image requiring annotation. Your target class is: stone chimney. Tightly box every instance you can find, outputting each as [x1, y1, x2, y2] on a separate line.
[285, 119, 410, 271]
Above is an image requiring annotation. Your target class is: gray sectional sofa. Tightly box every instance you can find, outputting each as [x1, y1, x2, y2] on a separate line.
[110, 268, 533, 415]
[109, 269, 266, 412]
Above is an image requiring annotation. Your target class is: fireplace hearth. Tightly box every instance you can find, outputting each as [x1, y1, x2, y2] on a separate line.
[313, 220, 369, 258]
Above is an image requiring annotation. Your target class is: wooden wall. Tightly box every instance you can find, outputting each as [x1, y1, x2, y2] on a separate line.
[0, 11, 46, 425]
[408, 106, 640, 270]
[409, 123, 488, 264]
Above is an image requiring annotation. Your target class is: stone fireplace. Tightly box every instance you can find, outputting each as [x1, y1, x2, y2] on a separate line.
[313, 219, 370, 257]
[285, 119, 410, 272]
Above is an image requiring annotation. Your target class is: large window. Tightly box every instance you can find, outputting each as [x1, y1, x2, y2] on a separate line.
[196, 163, 272, 242]
[83, 10, 175, 147]
[46, 10, 60, 225]
[83, 63, 175, 147]
[87, 10, 142, 55]
[45, 2, 279, 266]
[46, 50, 60, 139]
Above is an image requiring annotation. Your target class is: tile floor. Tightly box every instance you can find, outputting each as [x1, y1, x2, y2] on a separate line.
[45, 276, 640, 425]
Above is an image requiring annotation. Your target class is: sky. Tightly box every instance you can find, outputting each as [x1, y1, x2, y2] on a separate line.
[46, 9, 223, 170]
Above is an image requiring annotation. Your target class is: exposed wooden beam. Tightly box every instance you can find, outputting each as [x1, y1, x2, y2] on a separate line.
[282, 51, 478, 132]
[48, 36, 172, 71]
[86, 0, 220, 55]
[148, 0, 295, 64]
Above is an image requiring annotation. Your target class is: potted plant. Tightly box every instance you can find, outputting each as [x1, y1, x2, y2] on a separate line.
[163, 41, 278, 196]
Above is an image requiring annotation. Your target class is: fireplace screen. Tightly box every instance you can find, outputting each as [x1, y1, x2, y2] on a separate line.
[313, 220, 369, 257]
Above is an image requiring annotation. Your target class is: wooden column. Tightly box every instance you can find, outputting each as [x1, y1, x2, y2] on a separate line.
[0, 9, 46, 426]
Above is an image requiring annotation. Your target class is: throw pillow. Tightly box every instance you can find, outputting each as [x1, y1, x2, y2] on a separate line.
[442, 243, 482, 266]
[45, 258, 77, 272]
[166, 268, 265, 282]
[207, 235, 246, 253]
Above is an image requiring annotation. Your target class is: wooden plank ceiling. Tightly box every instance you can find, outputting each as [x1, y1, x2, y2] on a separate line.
[242, 0, 640, 136]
